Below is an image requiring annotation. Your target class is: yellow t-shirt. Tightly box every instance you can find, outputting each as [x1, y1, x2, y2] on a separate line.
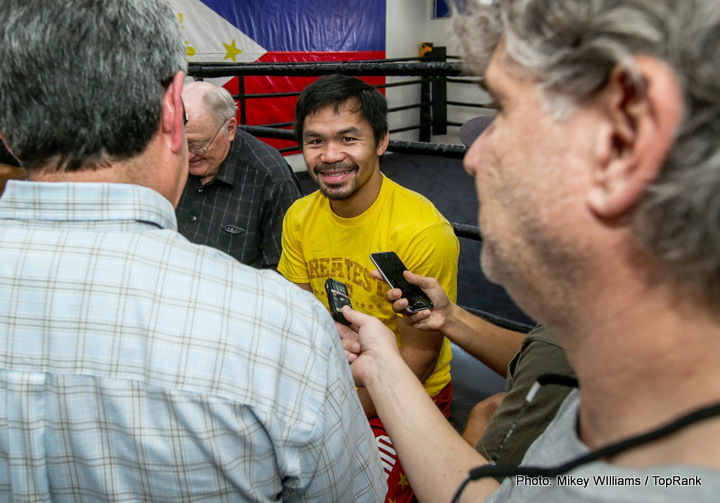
[279, 175, 459, 396]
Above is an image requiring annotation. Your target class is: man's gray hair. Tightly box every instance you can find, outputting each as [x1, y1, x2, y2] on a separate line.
[0, 0, 187, 172]
[191, 83, 238, 127]
[456, 0, 720, 305]
[205, 83, 237, 124]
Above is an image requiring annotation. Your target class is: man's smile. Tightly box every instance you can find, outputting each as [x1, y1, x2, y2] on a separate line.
[315, 163, 357, 183]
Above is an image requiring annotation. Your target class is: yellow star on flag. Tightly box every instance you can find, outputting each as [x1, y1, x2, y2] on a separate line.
[223, 38, 242, 62]
[398, 473, 409, 488]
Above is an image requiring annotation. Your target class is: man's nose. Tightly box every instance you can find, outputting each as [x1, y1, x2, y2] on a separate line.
[320, 143, 345, 164]
[463, 132, 487, 178]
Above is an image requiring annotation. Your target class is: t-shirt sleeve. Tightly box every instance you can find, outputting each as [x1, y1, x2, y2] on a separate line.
[476, 328, 575, 467]
[277, 204, 310, 283]
[261, 179, 301, 269]
[398, 220, 459, 303]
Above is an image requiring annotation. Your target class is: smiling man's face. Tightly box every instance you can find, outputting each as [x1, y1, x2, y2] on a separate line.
[301, 99, 388, 216]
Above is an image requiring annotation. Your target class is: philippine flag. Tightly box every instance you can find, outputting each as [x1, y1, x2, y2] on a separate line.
[169, 0, 386, 152]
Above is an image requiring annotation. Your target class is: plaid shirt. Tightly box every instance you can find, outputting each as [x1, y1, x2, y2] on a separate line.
[0, 180, 385, 502]
[176, 130, 302, 269]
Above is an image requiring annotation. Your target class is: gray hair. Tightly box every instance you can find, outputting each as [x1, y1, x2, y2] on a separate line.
[190, 83, 238, 127]
[0, 0, 187, 172]
[456, 0, 720, 305]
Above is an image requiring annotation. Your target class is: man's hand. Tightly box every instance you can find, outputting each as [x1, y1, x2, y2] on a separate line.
[340, 305, 403, 387]
[371, 269, 456, 333]
[336, 321, 361, 363]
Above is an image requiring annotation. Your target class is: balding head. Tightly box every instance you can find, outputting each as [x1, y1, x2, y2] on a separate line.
[181, 82, 238, 185]
[183, 82, 237, 127]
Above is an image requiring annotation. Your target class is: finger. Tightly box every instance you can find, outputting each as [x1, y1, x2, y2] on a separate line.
[385, 287, 403, 302]
[370, 269, 385, 282]
[341, 305, 387, 333]
[341, 304, 372, 326]
[391, 297, 409, 314]
[336, 321, 359, 342]
[402, 269, 434, 288]
[397, 308, 430, 326]
[341, 337, 360, 353]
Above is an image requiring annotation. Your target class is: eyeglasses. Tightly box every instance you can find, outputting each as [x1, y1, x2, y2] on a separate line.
[187, 120, 228, 156]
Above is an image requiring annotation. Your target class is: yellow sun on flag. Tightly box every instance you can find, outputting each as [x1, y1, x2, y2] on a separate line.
[223, 39, 243, 62]
[176, 13, 196, 59]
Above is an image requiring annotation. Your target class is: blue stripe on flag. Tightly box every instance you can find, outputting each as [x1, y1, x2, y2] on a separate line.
[197, 0, 385, 52]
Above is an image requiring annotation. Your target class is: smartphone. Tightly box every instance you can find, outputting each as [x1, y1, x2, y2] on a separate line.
[370, 251, 434, 313]
[325, 278, 352, 325]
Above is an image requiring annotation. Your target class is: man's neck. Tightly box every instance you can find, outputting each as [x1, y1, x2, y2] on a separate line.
[30, 164, 132, 184]
[27, 138, 184, 208]
[329, 169, 384, 219]
[560, 280, 720, 468]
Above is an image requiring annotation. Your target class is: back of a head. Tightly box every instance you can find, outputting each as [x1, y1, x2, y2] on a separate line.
[294, 74, 388, 146]
[0, 0, 187, 174]
[456, 0, 720, 306]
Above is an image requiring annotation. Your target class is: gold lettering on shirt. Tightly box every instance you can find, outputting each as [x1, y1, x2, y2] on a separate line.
[318, 257, 329, 277]
[308, 257, 383, 294]
[308, 259, 320, 279]
[329, 257, 345, 279]
[344, 258, 354, 279]
[351, 262, 364, 288]
[376, 276, 388, 297]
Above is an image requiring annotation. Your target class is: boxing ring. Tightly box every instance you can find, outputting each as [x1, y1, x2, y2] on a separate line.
[188, 48, 492, 249]
[189, 50, 534, 430]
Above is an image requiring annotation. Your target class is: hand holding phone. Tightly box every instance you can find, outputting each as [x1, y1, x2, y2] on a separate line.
[325, 278, 353, 325]
[370, 251, 434, 313]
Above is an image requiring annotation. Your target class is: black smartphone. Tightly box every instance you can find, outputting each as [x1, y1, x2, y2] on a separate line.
[325, 278, 352, 325]
[369, 251, 434, 313]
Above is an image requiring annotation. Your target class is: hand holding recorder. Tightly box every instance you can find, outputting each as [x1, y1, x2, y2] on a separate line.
[369, 251, 434, 313]
[325, 278, 352, 326]
[370, 264, 458, 334]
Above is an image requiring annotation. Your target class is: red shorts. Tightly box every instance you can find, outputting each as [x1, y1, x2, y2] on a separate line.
[369, 382, 452, 503]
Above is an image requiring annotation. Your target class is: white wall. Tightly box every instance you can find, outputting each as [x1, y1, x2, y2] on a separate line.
[385, 0, 489, 145]
[286, 0, 489, 172]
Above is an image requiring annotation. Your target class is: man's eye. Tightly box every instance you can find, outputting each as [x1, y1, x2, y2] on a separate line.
[342, 137, 356, 142]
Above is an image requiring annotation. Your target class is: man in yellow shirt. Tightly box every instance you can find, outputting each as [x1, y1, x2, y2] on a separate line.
[279, 74, 459, 503]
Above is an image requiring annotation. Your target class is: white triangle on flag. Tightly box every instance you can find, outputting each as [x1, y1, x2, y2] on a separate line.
[168, 0, 268, 64]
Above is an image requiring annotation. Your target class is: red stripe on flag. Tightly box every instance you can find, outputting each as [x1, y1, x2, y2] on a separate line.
[223, 51, 386, 153]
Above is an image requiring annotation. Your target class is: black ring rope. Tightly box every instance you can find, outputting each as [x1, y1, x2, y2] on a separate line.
[238, 125, 467, 159]
[189, 61, 464, 78]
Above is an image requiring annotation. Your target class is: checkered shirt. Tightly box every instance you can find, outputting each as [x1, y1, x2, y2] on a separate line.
[176, 129, 302, 269]
[0, 180, 385, 502]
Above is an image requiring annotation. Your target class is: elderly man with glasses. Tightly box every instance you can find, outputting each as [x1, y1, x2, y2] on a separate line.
[176, 81, 302, 269]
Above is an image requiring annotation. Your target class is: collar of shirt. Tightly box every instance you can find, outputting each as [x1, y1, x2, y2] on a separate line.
[200, 131, 247, 188]
[0, 180, 178, 231]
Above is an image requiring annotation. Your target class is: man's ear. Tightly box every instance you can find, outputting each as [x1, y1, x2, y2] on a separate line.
[161, 71, 186, 152]
[226, 117, 238, 142]
[587, 56, 684, 219]
[376, 131, 390, 156]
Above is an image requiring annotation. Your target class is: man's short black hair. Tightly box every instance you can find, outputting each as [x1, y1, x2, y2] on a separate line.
[294, 74, 389, 147]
